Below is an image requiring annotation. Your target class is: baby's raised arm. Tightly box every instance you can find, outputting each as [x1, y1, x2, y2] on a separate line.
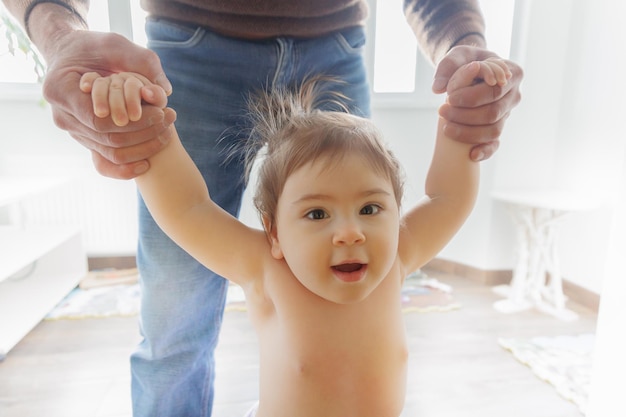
[80, 72, 266, 287]
[399, 59, 510, 272]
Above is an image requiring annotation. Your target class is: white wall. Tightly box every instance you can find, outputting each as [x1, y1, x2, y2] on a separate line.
[2, 0, 623, 294]
[587, 135, 626, 416]
[584, 3, 626, 407]
[371, 0, 624, 295]
[0, 95, 140, 256]
[492, 0, 623, 294]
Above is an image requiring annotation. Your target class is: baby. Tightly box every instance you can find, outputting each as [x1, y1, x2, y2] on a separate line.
[81, 59, 510, 417]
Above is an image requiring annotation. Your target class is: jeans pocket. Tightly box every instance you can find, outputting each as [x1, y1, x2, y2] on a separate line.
[333, 26, 367, 55]
[146, 17, 206, 49]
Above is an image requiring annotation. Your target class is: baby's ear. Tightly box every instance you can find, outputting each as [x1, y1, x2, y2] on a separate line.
[262, 215, 284, 260]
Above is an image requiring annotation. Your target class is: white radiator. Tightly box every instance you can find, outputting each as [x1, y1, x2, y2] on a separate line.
[14, 176, 138, 256]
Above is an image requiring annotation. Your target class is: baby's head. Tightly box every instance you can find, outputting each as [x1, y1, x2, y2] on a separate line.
[243, 77, 404, 234]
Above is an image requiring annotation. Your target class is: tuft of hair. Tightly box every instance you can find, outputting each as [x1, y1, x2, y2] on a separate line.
[243, 76, 404, 232]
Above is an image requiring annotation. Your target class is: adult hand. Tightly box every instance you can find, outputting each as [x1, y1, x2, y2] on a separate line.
[432, 45, 523, 161]
[42, 30, 176, 179]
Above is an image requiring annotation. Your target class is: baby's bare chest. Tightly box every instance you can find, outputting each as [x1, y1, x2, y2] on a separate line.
[256, 266, 407, 370]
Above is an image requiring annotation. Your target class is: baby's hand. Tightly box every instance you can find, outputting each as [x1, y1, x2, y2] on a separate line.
[80, 71, 168, 127]
[446, 58, 512, 94]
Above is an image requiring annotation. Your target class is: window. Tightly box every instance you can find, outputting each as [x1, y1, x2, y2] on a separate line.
[371, 0, 418, 94]
[2, 0, 516, 105]
[368, 0, 516, 107]
[0, 1, 146, 85]
[0, 4, 41, 84]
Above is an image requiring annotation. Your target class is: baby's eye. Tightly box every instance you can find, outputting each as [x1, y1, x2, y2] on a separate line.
[306, 209, 328, 220]
[360, 204, 381, 215]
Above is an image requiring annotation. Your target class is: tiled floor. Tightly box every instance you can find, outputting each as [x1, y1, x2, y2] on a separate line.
[0, 270, 597, 417]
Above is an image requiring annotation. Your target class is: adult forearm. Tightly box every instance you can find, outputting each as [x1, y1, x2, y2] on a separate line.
[2, 0, 88, 61]
[404, 0, 486, 64]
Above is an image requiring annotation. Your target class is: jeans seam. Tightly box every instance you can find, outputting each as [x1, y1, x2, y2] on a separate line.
[333, 28, 366, 55]
[147, 24, 206, 49]
[272, 38, 287, 87]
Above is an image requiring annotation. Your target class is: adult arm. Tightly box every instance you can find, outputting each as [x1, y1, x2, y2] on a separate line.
[404, 0, 523, 161]
[2, 0, 175, 179]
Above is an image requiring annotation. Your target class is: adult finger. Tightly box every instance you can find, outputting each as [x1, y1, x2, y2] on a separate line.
[90, 150, 150, 179]
[469, 140, 500, 162]
[55, 107, 175, 167]
[440, 119, 505, 145]
[432, 46, 497, 93]
[439, 98, 513, 128]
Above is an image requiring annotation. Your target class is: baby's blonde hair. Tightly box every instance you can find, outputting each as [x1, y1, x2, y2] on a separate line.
[243, 76, 404, 232]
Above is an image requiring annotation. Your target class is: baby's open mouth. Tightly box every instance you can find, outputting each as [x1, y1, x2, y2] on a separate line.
[332, 263, 364, 273]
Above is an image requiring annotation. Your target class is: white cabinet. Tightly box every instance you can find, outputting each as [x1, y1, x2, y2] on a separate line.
[0, 178, 87, 359]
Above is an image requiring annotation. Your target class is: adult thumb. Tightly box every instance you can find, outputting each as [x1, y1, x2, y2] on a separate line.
[432, 56, 459, 94]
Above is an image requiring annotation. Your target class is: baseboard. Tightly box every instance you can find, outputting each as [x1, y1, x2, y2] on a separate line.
[562, 279, 600, 313]
[424, 258, 512, 287]
[88, 255, 599, 313]
[88, 255, 137, 271]
[424, 258, 599, 313]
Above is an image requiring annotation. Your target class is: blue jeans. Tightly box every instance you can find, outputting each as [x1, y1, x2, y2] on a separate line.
[133, 18, 371, 417]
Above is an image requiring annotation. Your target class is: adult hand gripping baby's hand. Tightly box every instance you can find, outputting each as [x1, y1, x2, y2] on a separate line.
[433, 45, 523, 161]
[42, 30, 176, 179]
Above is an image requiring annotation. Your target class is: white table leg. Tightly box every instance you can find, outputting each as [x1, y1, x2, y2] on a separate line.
[493, 204, 578, 321]
[493, 206, 533, 313]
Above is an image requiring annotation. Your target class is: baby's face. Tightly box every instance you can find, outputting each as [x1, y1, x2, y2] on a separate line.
[268, 153, 401, 304]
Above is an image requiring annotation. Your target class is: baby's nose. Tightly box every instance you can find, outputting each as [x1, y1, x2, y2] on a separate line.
[332, 222, 365, 246]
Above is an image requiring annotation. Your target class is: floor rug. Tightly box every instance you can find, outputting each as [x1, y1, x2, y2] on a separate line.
[46, 283, 141, 320]
[45, 268, 140, 319]
[78, 267, 139, 289]
[45, 270, 460, 318]
[401, 272, 461, 313]
[498, 334, 595, 415]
